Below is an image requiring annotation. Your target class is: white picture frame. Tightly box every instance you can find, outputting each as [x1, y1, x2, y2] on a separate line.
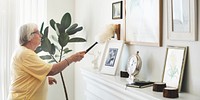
[100, 40, 124, 75]
[125, 0, 163, 46]
[167, 0, 198, 41]
[162, 46, 188, 92]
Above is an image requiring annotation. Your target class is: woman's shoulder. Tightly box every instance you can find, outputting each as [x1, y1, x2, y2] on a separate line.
[17, 46, 36, 57]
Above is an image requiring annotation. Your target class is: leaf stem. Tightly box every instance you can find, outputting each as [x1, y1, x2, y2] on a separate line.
[60, 47, 68, 100]
[50, 51, 68, 100]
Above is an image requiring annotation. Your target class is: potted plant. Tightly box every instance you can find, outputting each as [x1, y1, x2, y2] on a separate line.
[35, 12, 86, 100]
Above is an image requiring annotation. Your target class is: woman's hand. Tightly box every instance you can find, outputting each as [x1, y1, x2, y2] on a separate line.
[67, 51, 86, 63]
[48, 77, 57, 85]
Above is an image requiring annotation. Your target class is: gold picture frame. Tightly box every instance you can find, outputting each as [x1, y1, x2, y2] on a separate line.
[162, 46, 188, 92]
[125, 0, 163, 46]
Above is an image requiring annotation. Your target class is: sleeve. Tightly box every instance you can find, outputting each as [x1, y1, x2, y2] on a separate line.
[21, 51, 53, 81]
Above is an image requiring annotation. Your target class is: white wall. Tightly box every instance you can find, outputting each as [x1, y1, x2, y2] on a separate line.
[74, 0, 122, 99]
[47, 0, 75, 100]
[74, 0, 200, 99]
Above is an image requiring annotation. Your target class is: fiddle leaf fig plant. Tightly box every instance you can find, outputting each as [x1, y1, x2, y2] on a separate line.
[35, 12, 86, 100]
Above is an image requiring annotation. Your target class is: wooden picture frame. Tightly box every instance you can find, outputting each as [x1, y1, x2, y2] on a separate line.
[162, 46, 188, 92]
[100, 40, 124, 75]
[167, 0, 197, 41]
[112, 1, 123, 19]
[125, 0, 163, 46]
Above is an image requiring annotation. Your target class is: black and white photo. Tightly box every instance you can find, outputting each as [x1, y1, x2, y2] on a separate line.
[105, 48, 118, 67]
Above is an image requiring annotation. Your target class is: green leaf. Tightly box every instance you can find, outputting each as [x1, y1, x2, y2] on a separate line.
[55, 54, 60, 58]
[63, 48, 72, 54]
[56, 23, 65, 34]
[41, 38, 52, 52]
[67, 27, 83, 35]
[49, 43, 56, 55]
[67, 23, 78, 32]
[58, 34, 69, 47]
[50, 19, 56, 30]
[63, 50, 72, 55]
[35, 46, 42, 53]
[61, 13, 71, 29]
[43, 27, 49, 38]
[55, 24, 60, 36]
[40, 22, 44, 35]
[39, 55, 52, 60]
[69, 37, 86, 42]
[48, 59, 56, 63]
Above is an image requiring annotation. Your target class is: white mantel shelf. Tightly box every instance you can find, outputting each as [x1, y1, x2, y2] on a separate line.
[81, 67, 200, 100]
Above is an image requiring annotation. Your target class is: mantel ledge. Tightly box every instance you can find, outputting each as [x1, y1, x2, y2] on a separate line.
[81, 67, 200, 100]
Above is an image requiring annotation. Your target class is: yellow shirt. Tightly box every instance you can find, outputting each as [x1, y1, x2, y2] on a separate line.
[8, 46, 52, 100]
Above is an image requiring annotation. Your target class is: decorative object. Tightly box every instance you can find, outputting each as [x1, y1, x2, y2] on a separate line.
[120, 71, 129, 78]
[96, 24, 120, 43]
[153, 82, 166, 92]
[162, 46, 187, 92]
[89, 51, 101, 69]
[167, 0, 197, 41]
[35, 12, 86, 100]
[87, 24, 121, 70]
[114, 24, 120, 40]
[126, 51, 154, 89]
[127, 51, 142, 82]
[126, 81, 154, 88]
[163, 87, 179, 98]
[100, 40, 124, 75]
[87, 23, 120, 55]
[112, 1, 123, 19]
[125, 0, 163, 46]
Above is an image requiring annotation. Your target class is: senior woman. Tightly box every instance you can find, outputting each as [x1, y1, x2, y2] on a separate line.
[8, 23, 86, 100]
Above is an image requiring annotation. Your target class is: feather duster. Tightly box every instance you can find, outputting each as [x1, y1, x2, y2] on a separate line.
[96, 24, 115, 43]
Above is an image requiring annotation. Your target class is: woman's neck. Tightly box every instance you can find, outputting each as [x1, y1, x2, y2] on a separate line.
[23, 42, 36, 51]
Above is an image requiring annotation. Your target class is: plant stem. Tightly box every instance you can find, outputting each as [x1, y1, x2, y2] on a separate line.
[50, 50, 68, 100]
[59, 47, 68, 100]
[60, 72, 68, 100]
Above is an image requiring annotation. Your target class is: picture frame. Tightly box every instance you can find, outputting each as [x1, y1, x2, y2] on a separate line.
[100, 40, 124, 75]
[125, 0, 163, 46]
[112, 1, 123, 19]
[167, 0, 198, 41]
[162, 46, 188, 92]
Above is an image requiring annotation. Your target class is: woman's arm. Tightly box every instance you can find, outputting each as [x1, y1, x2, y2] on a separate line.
[47, 51, 85, 76]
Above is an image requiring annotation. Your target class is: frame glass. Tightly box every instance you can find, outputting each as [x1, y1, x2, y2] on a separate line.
[162, 46, 188, 92]
[167, 0, 197, 41]
[125, 0, 163, 46]
[112, 1, 123, 19]
[100, 40, 124, 75]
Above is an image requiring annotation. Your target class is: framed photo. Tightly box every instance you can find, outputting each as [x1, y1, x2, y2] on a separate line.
[125, 0, 163, 46]
[162, 46, 188, 92]
[100, 40, 124, 75]
[167, 0, 197, 41]
[112, 1, 123, 19]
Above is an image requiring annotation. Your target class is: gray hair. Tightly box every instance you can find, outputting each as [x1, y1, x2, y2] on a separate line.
[19, 23, 38, 45]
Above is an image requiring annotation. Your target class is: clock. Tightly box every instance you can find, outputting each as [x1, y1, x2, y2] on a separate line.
[127, 51, 142, 80]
